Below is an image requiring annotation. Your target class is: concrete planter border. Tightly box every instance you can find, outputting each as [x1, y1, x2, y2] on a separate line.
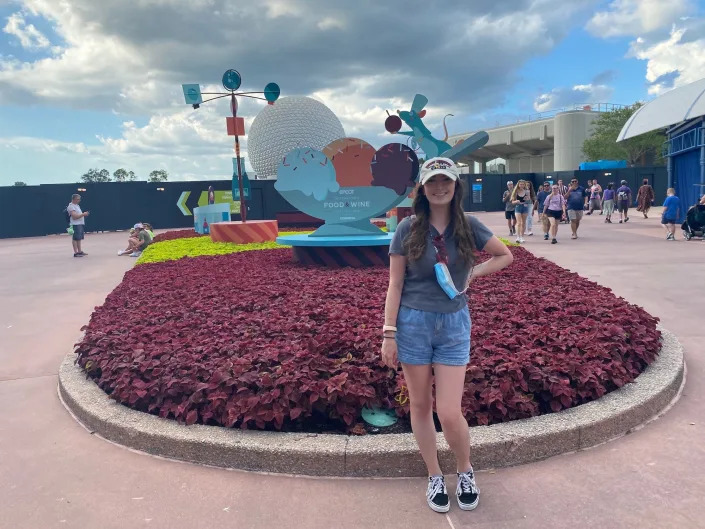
[58, 326, 684, 477]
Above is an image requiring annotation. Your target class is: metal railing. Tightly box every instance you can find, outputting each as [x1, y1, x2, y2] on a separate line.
[456, 103, 629, 134]
[521, 103, 627, 124]
[662, 126, 705, 157]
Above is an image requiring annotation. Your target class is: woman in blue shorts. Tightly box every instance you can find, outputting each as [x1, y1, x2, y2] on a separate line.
[383, 157, 513, 514]
[510, 180, 531, 244]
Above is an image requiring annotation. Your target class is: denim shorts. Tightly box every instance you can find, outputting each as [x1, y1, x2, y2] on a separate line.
[72, 224, 85, 241]
[396, 305, 471, 366]
[515, 204, 528, 214]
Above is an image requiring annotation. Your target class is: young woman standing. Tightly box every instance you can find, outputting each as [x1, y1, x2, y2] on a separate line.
[543, 184, 567, 244]
[382, 157, 513, 513]
[602, 183, 615, 223]
[510, 180, 531, 243]
[524, 181, 537, 236]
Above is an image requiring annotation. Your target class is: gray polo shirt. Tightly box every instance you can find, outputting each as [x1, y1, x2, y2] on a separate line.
[503, 190, 516, 211]
[389, 214, 494, 313]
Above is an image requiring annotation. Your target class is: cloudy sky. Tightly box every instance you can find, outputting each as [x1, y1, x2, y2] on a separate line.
[0, 0, 703, 185]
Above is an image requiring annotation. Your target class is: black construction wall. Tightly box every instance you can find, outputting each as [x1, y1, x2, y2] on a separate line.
[0, 180, 298, 239]
[1, 166, 668, 239]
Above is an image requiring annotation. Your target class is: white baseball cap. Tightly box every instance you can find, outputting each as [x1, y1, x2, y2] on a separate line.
[134, 223, 144, 229]
[419, 157, 459, 185]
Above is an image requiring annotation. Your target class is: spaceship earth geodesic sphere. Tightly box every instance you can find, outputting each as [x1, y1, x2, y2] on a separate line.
[248, 96, 345, 180]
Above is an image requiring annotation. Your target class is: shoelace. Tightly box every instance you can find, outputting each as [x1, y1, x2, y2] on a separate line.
[427, 476, 445, 500]
[458, 472, 479, 495]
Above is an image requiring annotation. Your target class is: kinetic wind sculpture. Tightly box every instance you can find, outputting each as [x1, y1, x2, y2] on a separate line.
[182, 70, 280, 222]
[275, 93, 489, 238]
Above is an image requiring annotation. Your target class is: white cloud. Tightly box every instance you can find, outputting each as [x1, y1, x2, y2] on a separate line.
[3, 11, 50, 49]
[317, 17, 345, 31]
[630, 25, 705, 95]
[0, 0, 608, 184]
[1, 136, 90, 153]
[586, 0, 693, 38]
[533, 82, 614, 112]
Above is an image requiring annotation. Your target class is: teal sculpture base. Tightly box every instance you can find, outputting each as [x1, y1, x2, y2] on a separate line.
[310, 219, 384, 237]
[276, 233, 392, 268]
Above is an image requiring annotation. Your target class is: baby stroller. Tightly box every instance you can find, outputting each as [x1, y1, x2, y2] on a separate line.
[681, 204, 705, 240]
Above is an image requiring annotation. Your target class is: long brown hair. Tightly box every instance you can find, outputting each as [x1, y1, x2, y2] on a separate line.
[404, 179, 476, 265]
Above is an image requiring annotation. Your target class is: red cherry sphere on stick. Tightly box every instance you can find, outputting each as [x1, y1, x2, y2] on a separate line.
[385, 115, 402, 134]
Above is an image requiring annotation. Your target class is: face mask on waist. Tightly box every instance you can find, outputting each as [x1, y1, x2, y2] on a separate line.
[431, 234, 466, 300]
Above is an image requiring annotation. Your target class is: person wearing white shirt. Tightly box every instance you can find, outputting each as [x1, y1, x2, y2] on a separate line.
[66, 194, 90, 257]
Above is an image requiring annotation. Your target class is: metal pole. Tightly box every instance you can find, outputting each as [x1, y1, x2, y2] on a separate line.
[232, 93, 247, 223]
[701, 125, 705, 187]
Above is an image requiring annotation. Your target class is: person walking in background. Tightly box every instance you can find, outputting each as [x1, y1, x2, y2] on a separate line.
[636, 179, 655, 219]
[661, 188, 681, 240]
[556, 179, 569, 222]
[583, 180, 593, 211]
[510, 180, 531, 244]
[535, 181, 551, 240]
[502, 181, 516, 236]
[66, 193, 89, 258]
[616, 180, 632, 223]
[587, 180, 602, 215]
[543, 184, 567, 244]
[564, 178, 585, 239]
[383, 157, 513, 514]
[524, 181, 537, 236]
[602, 183, 616, 223]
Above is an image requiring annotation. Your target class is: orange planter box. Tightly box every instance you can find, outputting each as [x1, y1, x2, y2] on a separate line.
[209, 220, 278, 244]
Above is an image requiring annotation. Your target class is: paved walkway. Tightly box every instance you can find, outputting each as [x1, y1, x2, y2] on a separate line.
[1, 213, 703, 529]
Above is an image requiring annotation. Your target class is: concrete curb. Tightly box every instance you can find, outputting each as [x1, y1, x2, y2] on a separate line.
[58, 326, 684, 477]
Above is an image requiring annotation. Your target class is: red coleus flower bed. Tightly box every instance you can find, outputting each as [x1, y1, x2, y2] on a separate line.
[151, 229, 205, 243]
[75, 247, 660, 433]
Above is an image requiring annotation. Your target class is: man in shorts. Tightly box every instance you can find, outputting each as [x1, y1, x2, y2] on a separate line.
[661, 188, 681, 240]
[66, 194, 90, 257]
[564, 178, 585, 240]
[502, 181, 516, 235]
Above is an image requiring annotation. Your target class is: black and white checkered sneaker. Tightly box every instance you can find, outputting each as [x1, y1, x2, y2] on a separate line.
[456, 469, 480, 510]
[426, 475, 450, 513]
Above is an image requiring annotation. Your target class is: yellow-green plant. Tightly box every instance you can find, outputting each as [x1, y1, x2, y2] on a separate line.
[136, 231, 308, 265]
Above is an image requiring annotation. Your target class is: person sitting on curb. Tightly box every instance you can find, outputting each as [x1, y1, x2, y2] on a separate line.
[118, 223, 153, 257]
[143, 222, 155, 239]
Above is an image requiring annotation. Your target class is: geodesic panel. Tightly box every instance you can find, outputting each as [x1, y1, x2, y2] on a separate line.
[248, 96, 345, 179]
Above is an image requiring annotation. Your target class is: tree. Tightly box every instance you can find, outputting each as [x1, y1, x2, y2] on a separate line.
[113, 168, 138, 182]
[13, 181, 27, 186]
[81, 168, 111, 183]
[582, 103, 665, 166]
[113, 168, 128, 182]
[148, 169, 168, 183]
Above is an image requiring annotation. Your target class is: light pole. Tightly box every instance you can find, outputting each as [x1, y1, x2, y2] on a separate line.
[182, 70, 280, 222]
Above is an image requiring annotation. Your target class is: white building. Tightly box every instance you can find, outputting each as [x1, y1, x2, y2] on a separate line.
[448, 104, 624, 173]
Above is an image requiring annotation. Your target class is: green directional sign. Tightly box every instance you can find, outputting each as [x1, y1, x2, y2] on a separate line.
[177, 191, 191, 215]
[197, 190, 240, 214]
